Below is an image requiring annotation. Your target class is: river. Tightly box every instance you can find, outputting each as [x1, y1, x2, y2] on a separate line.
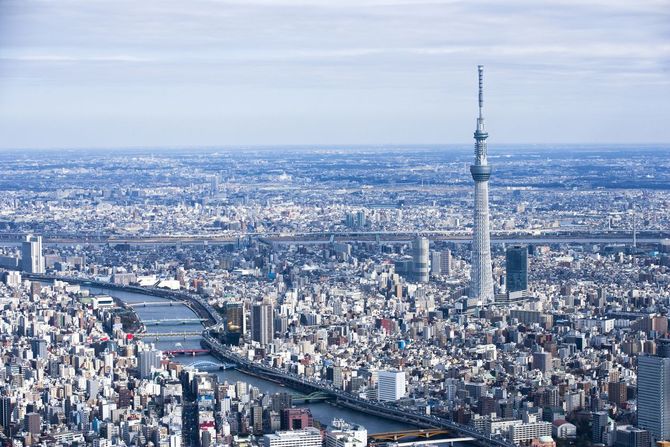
[86, 286, 416, 433]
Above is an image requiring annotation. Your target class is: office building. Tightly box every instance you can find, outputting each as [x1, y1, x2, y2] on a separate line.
[263, 427, 322, 447]
[21, 234, 44, 274]
[138, 349, 162, 379]
[225, 302, 246, 335]
[469, 66, 494, 303]
[430, 251, 442, 276]
[251, 298, 274, 346]
[637, 340, 670, 445]
[281, 408, 313, 431]
[412, 237, 429, 283]
[377, 370, 406, 401]
[24, 412, 40, 435]
[615, 425, 650, 447]
[532, 351, 553, 373]
[441, 249, 452, 276]
[592, 411, 611, 445]
[506, 245, 528, 294]
[327, 365, 344, 389]
[0, 397, 11, 435]
[31, 338, 47, 359]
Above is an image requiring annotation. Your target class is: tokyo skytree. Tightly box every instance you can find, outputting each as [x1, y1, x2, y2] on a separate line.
[469, 65, 494, 303]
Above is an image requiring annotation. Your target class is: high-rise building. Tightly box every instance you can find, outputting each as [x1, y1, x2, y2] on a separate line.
[412, 237, 429, 283]
[615, 425, 650, 447]
[0, 396, 11, 435]
[532, 351, 553, 373]
[251, 298, 274, 346]
[469, 65, 494, 303]
[637, 340, 670, 445]
[24, 413, 40, 435]
[506, 245, 528, 293]
[441, 249, 452, 276]
[225, 302, 246, 335]
[138, 348, 162, 379]
[430, 251, 442, 276]
[31, 338, 47, 359]
[327, 365, 344, 389]
[592, 411, 610, 445]
[21, 234, 44, 274]
[377, 370, 406, 401]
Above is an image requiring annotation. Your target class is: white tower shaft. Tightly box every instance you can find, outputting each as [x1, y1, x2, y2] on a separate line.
[469, 65, 494, 302]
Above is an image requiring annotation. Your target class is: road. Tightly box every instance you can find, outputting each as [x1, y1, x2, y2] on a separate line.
[1, 229, 666, 246]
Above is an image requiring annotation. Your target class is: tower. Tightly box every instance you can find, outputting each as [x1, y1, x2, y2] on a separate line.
[469, 65, 494, 303]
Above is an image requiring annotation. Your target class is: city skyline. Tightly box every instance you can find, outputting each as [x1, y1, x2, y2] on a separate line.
[1, 0, 669, 149]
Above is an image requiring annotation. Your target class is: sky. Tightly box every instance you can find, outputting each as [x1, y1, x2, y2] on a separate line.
[0, 0, 668, 149]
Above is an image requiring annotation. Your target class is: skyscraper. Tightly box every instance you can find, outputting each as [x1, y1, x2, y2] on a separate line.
[430, 251, 442, 276]
[506, 245, 528, 293]
[0, 396, 11, 435]
[21, 234, 44, 274]
[251, 298, 274, 346]
[412, 237, 429, 283]
[637, 340, 670, 444]
[469, 65, 494, 303]
[138, 348, 162, 379]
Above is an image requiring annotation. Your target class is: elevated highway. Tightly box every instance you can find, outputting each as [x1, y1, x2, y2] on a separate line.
[2, 229, 666, 246]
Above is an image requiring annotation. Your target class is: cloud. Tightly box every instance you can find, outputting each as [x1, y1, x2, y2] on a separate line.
[0, 0, 668, 147]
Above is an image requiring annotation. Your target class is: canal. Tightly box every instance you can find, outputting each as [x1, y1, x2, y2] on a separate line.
[86, 286, 415, 433]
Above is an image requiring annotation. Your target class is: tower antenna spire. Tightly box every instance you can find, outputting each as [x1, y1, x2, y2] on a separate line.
[478, 65, 484, 118]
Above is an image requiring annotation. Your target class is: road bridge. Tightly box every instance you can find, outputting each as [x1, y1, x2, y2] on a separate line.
[142, 318, 206, 325]
[164, 349, 211, 356]
[135, 331, 202, 339]
[127, 301, 179, 307]
[393, 438, 476, 446]
[369, 430, 451, 442]
[290, 391, 332, 403]
[184, 360, 236, 371]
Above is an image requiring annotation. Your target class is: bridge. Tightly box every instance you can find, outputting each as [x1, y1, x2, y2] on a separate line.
[393, 438, 475, 446]
[127, 301, 179, 307]
[369, 430, 451, 442]
[290, 391, 332, 403]
[184, 360, 236, 371]
[135, 331, 202, 339]
[164, 348, 211, 356]
[142, 318, 206, 325]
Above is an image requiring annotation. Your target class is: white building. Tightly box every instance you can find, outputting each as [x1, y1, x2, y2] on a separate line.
[263, 428, 322, 447]
[326, 419, 367, 447]
[377, 370, 406, 401]
[508, 421, 552, 444]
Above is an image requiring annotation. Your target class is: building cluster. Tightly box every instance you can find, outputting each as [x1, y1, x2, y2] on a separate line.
[0, 275, 373, 447]
[1, 228, 669, 446]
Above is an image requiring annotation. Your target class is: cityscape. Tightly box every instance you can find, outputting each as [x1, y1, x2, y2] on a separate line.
[2, 1, 670, 447]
